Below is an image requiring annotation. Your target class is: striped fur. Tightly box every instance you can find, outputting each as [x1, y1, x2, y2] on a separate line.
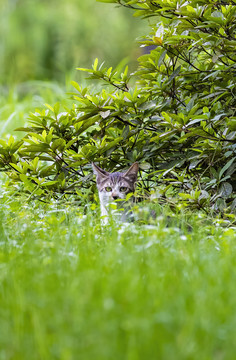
[92, 162, 139, 223]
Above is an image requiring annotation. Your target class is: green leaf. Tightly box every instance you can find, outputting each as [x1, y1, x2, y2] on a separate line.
[139, 163, 151, 170]
[99, 137, 123, 154]
[45, 103, 54, 112]
[41, 180, 58, 187]
[54, 103, 60, 117]
[219, 157, 235, 180]
[93, 58, 99, 71]
[9, 163, 22, 173]
[0, 140, 8, 148]
[71, 81, 81, 92]
[168, 66, 181, 82]
[220, 182, 233, 198]
[65, 138, 78, 149]
[24, 144, 50, 152]
[51, 139, 66, 152]
[158, 50, 167, 67]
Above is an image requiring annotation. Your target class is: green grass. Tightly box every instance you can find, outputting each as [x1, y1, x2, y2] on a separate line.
[0, 193, 236, 360]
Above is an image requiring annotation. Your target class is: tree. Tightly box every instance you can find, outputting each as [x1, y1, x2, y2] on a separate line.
[0, 0, 236, 213]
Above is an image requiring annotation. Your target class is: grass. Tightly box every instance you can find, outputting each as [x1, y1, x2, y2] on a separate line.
[1, 83, 236, 359]
[0, 192, 236, 360]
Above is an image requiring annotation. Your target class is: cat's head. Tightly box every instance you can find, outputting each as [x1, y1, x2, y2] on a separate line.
[92, 162, 139, 202]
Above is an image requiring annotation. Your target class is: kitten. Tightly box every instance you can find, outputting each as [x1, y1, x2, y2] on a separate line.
[92, 162, 139, 224]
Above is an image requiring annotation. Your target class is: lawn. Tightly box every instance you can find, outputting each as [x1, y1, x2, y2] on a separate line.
[0, 192, 236, 360]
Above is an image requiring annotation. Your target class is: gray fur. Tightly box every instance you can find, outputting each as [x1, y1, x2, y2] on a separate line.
[92, 162, 139, 224]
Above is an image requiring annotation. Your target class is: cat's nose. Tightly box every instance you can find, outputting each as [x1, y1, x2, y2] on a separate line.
[112, 194, 119, 200]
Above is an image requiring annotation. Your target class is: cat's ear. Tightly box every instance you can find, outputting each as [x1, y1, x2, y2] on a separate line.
[123, 162, 139, 182]
[92, 163, 109, 183]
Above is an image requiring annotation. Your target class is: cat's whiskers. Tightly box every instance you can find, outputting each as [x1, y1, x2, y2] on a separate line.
[92, 162, 139, 225]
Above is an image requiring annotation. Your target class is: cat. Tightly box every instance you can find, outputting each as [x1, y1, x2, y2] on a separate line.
[92, 162, 139, 224]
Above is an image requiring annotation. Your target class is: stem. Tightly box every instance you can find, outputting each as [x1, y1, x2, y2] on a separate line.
[115, 115, 137, 128]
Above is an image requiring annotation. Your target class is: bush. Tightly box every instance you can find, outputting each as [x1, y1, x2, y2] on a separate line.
[0, 0, 236, 214]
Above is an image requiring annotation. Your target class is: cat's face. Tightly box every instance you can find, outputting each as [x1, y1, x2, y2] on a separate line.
[92, 162, 139, 204]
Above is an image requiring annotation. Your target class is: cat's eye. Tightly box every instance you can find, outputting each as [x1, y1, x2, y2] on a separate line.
[105, 186, 112, 192]
[119, 186, 128, 193]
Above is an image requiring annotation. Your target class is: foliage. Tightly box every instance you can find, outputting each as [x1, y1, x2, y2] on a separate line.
[0, 82, 69, 138]
[0, 0, 146, 83]
[0, 0, 236, 214]
[1, 193, 236, 359]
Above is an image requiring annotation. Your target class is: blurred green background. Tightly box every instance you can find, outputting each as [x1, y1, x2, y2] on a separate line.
[0, 0, 148, 85]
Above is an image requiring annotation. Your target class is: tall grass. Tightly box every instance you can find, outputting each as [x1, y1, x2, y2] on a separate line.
[0, 193, 235, 360]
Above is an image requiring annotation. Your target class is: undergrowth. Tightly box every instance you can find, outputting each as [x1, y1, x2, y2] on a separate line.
[0, 192, 235, 360]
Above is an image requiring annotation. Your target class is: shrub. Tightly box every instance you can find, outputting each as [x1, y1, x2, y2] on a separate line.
[0, 0, 236, 214]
